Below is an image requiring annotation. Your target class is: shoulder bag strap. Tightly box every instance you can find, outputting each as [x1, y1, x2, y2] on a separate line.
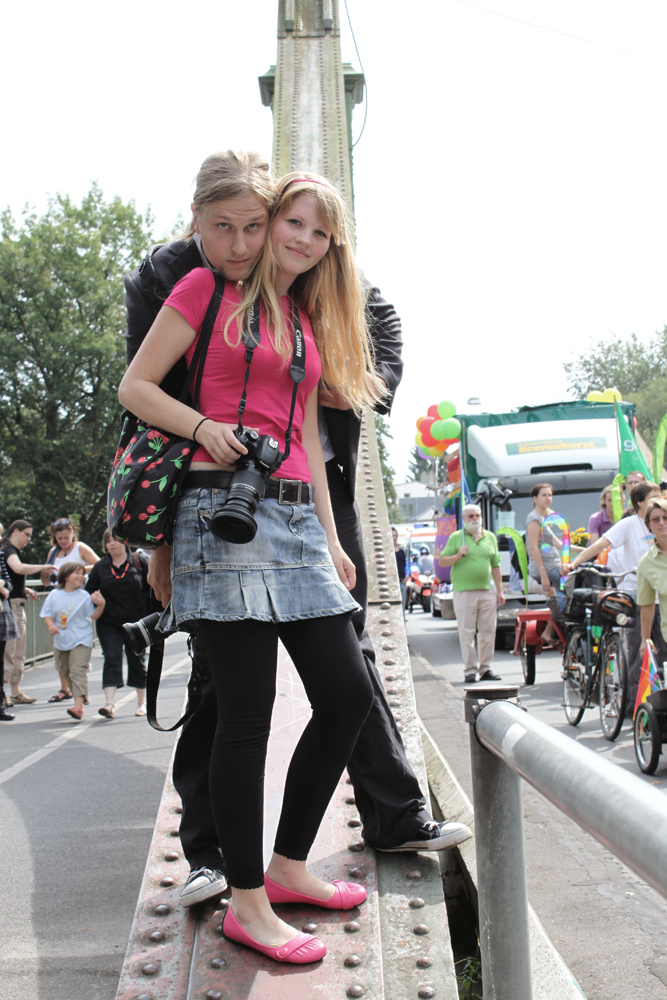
[178, 273, 226, 408]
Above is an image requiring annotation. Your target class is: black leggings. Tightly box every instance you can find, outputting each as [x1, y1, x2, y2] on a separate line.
[198, 614, 373, 890]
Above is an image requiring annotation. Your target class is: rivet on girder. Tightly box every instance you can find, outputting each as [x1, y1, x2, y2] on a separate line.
[160, 877, 175, 887]
[348, 841, 365, 853]
[348, 867, 364, 878]
[302, 922, 318, 932]
[417, 956, 434, 968]
[211, 957, 227, 968]
[344, 954, 362, 967]
[413, 924, 430, 935]
[170, 828, 180, 837]
[206, 991, 223, 999]
[378, 618, 390, 623]
[137, 994, 151, 1000]
[344, 921, 361, 933]
[154, 904, 170, 916]
[164, 851, 179, 862]
[389, 700, 400, 708]
[386, 688, 398, 695]
[141, 963, 159, 975]
[407, 869, 423, 879]
[381, 630, 393, 636]
[174, 805, 183, 814]
[148, 930, 165, 942]
[384, 659, 396, 666]
[345, 777, 353, 784]
[348, 818, 361, 828]
[347, 986, 365, 998]
[409, 898, 425, 909]
[418, 988, 436, 998]
[385, 674, 396, 681]
[345, 796, 356, 805]
[380, 603, 391, 609]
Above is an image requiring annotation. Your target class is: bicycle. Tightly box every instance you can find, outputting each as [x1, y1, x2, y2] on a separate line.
[561, 564, 636, 741]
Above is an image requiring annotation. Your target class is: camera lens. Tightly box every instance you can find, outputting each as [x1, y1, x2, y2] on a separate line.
[122, 612, 164, 655]
[210, 462, 268, 543]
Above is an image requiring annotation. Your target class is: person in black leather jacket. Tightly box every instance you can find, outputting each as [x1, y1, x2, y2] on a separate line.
[124, 150, 471, 907]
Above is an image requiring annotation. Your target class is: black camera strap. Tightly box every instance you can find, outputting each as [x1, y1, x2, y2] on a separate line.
[235, 294, 306, 462]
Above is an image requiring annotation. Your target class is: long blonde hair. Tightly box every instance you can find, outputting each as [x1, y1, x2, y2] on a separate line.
[182, 150, 276, 239]
[223, 171, 386, 414]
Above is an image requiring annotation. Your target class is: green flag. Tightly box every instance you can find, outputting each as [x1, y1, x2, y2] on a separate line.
[615, 401, 653, 480]
[610, 473, 625, 523]
[497, 528, 529, 594]
[653, 411, 667, 484]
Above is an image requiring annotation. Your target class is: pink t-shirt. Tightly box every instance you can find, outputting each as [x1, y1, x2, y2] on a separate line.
[165, 268, 321, 483]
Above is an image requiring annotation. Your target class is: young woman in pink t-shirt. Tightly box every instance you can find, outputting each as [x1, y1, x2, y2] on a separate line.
[119, 173, 385, 964]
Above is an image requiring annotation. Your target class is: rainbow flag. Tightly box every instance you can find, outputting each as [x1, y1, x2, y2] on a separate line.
[634, 642, 663, 719]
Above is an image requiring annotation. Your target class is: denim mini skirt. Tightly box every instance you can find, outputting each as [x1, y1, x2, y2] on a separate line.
[160, 485, 361, 629]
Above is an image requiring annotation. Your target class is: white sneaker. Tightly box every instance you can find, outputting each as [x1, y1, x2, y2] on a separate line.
[377, 820, 473, 852]
[135, 704, 147, 716]
[180, 867, 228, 907]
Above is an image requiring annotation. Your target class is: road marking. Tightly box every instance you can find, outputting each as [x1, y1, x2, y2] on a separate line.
[0, 655, 190, 787]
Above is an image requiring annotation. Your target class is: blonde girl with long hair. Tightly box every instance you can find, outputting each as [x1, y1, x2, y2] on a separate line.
[119, 172, 379, 966]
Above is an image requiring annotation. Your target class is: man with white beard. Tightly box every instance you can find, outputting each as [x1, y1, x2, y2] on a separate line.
[440, 504, 506, 683]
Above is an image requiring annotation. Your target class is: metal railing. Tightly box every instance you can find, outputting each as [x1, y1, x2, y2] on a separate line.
[465, 684, 667, 1000]
[24, 584, 53, 666]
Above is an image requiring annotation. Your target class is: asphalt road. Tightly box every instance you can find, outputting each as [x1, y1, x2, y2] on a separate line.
[406, 605, 667, 1000]
[1, 635, 191, 1000]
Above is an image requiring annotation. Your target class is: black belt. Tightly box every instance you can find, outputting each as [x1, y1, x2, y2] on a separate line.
[183, 471, 313, 505]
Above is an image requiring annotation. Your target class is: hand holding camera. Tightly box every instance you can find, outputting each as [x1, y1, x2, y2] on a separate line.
[196, 419, 250, 467]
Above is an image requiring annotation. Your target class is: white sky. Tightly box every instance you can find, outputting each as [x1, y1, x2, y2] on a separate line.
[4, 1, 667, 479]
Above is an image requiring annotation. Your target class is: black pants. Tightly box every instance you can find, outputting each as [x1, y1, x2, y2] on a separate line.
[198, 615, 372, 889]
[172, 461, 431, 875]
[96, 620, 146, 690]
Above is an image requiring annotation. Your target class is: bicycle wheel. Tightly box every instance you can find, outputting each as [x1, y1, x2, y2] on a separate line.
[599, 632, 628, 741]
[562, 627, 589, 726]
[521, 643, 536, 686]
[634, 703, 662, 774]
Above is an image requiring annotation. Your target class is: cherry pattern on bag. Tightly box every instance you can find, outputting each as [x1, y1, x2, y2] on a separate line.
[107, 415, 193, 547]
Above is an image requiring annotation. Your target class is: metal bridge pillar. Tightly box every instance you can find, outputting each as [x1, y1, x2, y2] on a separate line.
[258, 0, 364, 214]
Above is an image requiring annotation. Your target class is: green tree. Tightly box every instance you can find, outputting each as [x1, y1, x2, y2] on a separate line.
[563, 328, 667, 399]
[374, 413, 400, 522]
[0, 185, 154, 557]
[564, 326, 667, 456]
[407, 444, 431, 482]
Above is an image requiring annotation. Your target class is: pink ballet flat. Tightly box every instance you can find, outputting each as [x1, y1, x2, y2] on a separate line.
[222, 906, 326, 964]
[264, 874, 367, 910]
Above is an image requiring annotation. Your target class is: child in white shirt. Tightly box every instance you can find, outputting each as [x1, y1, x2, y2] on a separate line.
[41, 562, 105, 721]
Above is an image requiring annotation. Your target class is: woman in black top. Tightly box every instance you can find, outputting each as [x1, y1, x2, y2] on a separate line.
[0, 548, 20, 720]
[1, 520, 51, 705]
[86, 529, 149, 719]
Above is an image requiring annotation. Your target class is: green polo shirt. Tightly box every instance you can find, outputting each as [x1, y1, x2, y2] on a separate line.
[443, 528, 501, 592]
[637, 544, 667, 642]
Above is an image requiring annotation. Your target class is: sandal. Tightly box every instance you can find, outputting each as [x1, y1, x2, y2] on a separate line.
[48, 690, 72, 702]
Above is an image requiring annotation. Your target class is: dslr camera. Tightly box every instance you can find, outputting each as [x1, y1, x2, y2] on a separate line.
[122, 611, 168, 655]
[210, 427, 283, 544]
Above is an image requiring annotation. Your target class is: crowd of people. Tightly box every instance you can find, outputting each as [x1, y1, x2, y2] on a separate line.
[0, 517, 151, 722]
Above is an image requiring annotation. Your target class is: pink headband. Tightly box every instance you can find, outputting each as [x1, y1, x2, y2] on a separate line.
[289, 177, 336, 192]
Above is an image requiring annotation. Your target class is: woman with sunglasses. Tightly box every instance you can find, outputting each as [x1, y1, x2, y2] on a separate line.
[42, 518, 100, 703]
[119, 172, 381, 965]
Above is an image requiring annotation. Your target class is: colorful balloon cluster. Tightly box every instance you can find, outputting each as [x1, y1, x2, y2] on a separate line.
[415, 400, 461, 460]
